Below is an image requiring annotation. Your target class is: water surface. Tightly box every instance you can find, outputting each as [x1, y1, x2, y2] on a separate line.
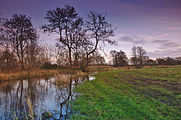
[0, 74, 95, 119]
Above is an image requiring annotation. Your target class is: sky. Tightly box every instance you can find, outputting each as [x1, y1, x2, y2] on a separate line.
[0, 0, 181, 61]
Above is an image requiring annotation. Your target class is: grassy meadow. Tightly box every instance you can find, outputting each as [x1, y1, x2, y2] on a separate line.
[72, 68, 181, 120]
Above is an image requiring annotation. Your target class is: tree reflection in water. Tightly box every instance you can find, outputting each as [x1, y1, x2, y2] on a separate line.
[0, 74, 91, 119]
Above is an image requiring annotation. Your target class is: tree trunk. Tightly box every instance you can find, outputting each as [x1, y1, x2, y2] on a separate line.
[68, 47, 72, 67]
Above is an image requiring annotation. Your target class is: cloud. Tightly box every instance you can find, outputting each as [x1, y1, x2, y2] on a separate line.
[119, 35, 146, 44]
[119, 34, 172, 45]
[160, 42, 180, 48]
[118, 34, 176, 47]
[147, 47, 181, 58]
[150, 40, 170, 44]
[150, 39, 181, 51]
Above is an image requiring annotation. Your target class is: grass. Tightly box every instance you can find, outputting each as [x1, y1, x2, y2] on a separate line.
[88, 65, 130, 73]
[71, 68, 181, 120]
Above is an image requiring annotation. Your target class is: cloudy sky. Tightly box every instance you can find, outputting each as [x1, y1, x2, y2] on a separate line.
[1, 0, 181, 60]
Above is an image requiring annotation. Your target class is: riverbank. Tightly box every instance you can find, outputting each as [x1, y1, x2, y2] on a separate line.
[72, 68, 181, 119]
[0, 68, 94, 82]
[1, 65, 178, 82]
[0, 69, 57, 82]
[0, 66, 118, 82]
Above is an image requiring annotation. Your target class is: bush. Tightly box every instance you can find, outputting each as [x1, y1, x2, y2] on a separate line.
[41, 62, 58, 69]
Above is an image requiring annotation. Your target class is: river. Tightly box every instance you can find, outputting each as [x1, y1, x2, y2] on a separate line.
[0, 74, 95, 120]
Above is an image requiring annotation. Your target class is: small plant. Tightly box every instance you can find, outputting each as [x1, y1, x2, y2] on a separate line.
[12, 112, 18, 120]
[42, 111, 53, 119]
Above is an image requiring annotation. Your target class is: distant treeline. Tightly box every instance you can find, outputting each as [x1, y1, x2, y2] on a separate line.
[110, 47, 181, 67]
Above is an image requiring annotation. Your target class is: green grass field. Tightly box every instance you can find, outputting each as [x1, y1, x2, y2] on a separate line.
[72, 68, 181, 120]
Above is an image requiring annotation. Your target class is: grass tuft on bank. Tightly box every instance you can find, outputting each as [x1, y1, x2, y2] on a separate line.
[72, 68, 181, 120]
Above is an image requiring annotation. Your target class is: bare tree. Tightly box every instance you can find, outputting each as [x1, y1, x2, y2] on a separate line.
[0, 17, 3, 47]
[72, 29, 87, 66]
[0, 49, 17, 73]
[110, 50, 117, 66]
[137, 46, 146, 65]
[25, 31, 39, 73]
[131, 46, 146, 67]
[0, 17, 18, 72]
[55, 44, 69, 67]
[42, 5, 83, 67]
[3, 14, 38, 70]
[0, 17, 9, 49]
[89, 51, 106, 65]
[131, 46, 138, 66]
[84, 11, 115, 68]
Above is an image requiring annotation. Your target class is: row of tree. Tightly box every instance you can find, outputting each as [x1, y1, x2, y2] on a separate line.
[1, 5, 180, 72]
[156, 57, 181, 65]
[0, 5, 113, 72]
[110, 46, 147, 67]
[110, 46, 181, 67]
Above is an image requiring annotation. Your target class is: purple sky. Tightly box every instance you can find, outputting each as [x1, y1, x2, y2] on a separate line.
[1, 0, 181, 60]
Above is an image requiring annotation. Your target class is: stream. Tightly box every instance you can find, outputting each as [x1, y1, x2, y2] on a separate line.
[0, 74, 95, 120]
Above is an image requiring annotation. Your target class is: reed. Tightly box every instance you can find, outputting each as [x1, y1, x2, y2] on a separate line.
[55, 69, 87, 87]
[0, 69, 57, 81]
